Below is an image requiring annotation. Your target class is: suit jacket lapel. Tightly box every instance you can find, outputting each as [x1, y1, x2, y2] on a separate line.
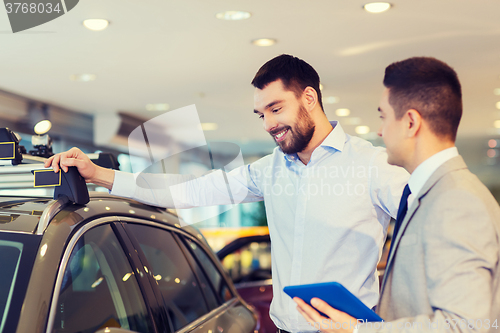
[379, 156, 468, 294]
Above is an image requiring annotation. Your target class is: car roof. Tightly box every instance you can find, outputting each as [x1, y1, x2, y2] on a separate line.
[0, 192, 203, 240]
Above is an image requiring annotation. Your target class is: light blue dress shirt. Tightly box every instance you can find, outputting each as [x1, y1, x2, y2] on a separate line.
[111, 121, 409, 332]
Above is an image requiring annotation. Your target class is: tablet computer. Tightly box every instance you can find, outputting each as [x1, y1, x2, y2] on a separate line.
[284, 282, 383, 322]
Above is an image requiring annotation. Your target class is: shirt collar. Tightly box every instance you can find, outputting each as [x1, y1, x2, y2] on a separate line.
[408, 147, 459, 197]
[282, 121, 346, 162]
[322, 121, 346, 152]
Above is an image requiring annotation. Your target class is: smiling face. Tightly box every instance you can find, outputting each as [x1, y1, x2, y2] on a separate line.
[253, 80, 315, 154]
[377, 88, 410, 168]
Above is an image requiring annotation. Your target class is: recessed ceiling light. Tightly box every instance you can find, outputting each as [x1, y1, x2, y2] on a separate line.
[336, 108, 351, 117]
[216, 11, 251, 20]
[324, 96, 339, 104]
[251, 38, 276, 47]
[496, 102, 500, 110]
[494, 120, 500, 128]
[355, 125, 370, 135]
[363, 2, 392, 13]
[343, 117, 362, 125]
[83, 19, 109, 31]
[200, 123, 218, 131]
[146, 103, 170, 111]
[494, 88, 500, 96]
[70, 74, 96, 82]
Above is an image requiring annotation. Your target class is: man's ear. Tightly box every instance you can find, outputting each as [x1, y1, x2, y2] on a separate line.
[406, 109, 422, 138]
[302, 87, 318, 111]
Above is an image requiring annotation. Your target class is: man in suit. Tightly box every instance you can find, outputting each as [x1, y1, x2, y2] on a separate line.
[294, 57, 500, 332]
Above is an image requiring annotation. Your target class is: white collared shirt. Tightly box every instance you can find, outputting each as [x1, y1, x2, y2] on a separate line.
[407, 147, 459, 208]
[111, 121, 409, 332]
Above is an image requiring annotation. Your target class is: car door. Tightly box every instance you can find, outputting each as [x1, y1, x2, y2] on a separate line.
[178, 234, 257, 333]
[47, 218, 159, 333]
[120, 219, 256, 333]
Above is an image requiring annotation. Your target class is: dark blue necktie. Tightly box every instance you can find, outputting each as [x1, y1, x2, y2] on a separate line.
[388, 184, 411, 258]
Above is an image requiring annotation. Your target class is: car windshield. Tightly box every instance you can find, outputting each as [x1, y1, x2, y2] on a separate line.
[0, 240, 23, 332]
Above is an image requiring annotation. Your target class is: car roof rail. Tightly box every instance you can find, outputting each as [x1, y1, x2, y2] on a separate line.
[36, 196, 69, 235]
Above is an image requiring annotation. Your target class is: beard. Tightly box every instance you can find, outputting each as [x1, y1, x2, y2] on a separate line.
[270, 105, 315, 154]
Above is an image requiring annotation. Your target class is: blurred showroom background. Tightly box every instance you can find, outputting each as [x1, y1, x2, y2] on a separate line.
[0, 0, 499, 239]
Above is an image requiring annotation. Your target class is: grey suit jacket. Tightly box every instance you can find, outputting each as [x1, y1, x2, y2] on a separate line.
[358, 156, 500, 333]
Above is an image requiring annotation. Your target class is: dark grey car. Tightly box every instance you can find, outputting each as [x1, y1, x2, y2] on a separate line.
[0, 193, 257, 333]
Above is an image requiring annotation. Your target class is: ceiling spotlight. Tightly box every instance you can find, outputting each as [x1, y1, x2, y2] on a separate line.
[216, 11, 251, 20]
[34, 120, 52, 135]
[355, 125, 370, 135]
[200, 123, 218, 131]
[496, 102, 500, 110]
[251, 38, 276, 47]
[146, 103, 170, 111]
[83, 19, 109, 31]
[70, 74, 96, 82]
[494, 120, 500, 128]
[363, 2, 392, 13]
[324, 96, 339, 104]
[29, 103, 51, 135]
[343, 117, 362, 125]
[335, 108, 351, 117]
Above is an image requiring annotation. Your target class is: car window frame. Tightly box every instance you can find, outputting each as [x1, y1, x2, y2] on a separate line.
[121, 221, 214, 329]
[179, 235, 235, 304]
[118, 217, 241, 333]
[45, 216, 160, 333]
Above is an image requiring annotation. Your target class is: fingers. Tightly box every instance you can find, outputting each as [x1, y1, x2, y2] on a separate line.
[309, 298, 358, 333]
[294, 297, 322, 331]
[48, 154, 61, 173]
[294, 297, 324, 323]
[45, 147, 83, 173]
[44, 155, 54, 168]
[311, 298, 342, 319]
[297, 304, 315, 324]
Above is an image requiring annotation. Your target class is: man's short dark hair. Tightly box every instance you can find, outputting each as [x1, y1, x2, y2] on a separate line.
[252, 54, 324, 111]
[383, 57, 462, 141]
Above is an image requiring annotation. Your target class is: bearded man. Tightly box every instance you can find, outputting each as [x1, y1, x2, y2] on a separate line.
[47, 54, 409, 333]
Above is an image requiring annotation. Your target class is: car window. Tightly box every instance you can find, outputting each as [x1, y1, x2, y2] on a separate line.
[221, 241, 272, 284]
[53, 224, 153, 333]
[126, 224, 209, 331]
[175, 236, 220, 310]
[183, 237, 233, 303]
[0, 240, 23, 333]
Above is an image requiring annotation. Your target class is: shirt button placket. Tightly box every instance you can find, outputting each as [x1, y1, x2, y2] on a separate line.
[289, 164, 309, 329]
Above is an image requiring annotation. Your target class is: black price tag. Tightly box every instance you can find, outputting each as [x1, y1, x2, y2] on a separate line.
[33, 169, 61, 187]
[0, 142, 15, 159]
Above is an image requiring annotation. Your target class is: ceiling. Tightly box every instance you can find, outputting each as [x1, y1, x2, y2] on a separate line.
[0, 0, 499, 159]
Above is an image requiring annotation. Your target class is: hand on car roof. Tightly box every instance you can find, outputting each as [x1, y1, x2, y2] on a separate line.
[45, 147, 115, 190]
